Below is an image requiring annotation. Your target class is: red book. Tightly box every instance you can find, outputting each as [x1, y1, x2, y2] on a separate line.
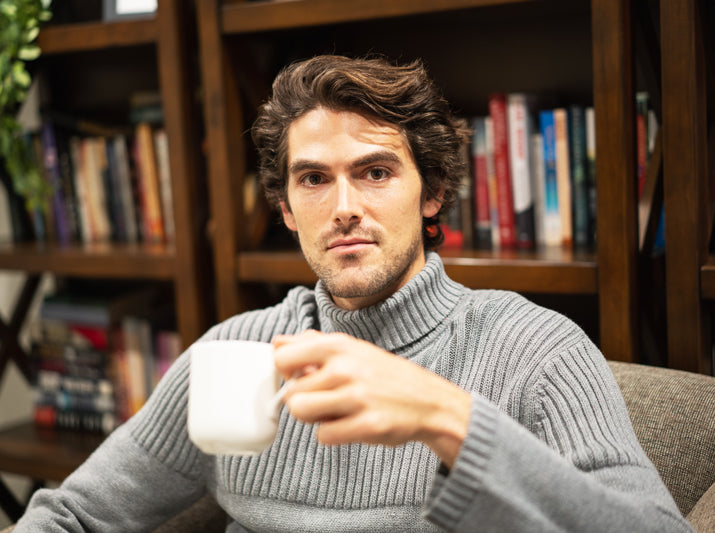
[488, 93, 516, 248]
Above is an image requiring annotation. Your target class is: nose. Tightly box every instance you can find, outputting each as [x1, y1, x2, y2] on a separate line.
[333, 176, 363, 226]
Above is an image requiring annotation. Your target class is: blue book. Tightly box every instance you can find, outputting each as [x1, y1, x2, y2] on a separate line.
[539, 110, 560, 246]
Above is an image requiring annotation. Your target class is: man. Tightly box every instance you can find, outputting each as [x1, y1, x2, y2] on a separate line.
[16, 55, 691, 531]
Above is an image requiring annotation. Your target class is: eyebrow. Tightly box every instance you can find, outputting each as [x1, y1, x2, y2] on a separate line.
[288, 149, 402, 176]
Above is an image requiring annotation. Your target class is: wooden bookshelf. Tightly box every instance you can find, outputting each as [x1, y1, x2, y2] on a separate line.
[0, 0, 211, 348]
[0, 0, 211, 517]
[197, 0, 638, 363]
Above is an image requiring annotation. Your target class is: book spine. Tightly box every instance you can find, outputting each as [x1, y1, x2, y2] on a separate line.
[472, 117, 492, 249]
[568, 105, 589, 248]
[113, 135, 139, 243]
[69, 137, 93, 243]
[488, 93, 515, 248]
[484, 117, 500, 248]
[154, 129, 176, 244]
[585, 107, 597, 244]
[134, 123, 165, 243]
[553, 108, 572, 248]
[104, 139, 127, 242]
[539, 110, 561, 246]
[507, 93, 535, 249]
[530, 132, 546, 248]
[41, 121, 71, 244]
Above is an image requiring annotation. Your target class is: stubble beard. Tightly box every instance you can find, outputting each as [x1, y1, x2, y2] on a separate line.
[302, 226, 423, 300]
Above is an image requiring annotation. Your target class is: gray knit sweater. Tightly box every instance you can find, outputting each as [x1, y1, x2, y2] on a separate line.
[17, 252, 691, 532]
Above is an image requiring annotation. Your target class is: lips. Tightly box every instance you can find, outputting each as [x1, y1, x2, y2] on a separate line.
[327, 237, 375, 253]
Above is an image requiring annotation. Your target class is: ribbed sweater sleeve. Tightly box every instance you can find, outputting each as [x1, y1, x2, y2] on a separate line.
[423, 340, 693, 532]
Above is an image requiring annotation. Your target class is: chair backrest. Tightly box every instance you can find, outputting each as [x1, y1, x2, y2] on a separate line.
[608, 361, 715, 518]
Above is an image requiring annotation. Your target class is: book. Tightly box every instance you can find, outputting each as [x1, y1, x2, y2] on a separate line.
[153, 129, 175, 244]
[530, 132, 546, 247]
[40, 121, 71, 244]
[485, 117, 501, 248]
[69, 136, 93, 243]
[488, 93, 516, 248]
[553, 108, 573, 247]
[83, 137, 112, 242]
[507, 93, 536, 249]
[568, 105, 589, 248]
[104, 138, 128, 242]
[471, 117, 492, 249]
[133, 122, 165, 243]
[539, 110, 561, 247]
[112, 135, 140, 243]
[585, 107, 597, 244]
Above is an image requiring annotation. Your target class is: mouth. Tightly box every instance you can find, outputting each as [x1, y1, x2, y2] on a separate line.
[327, 237, 376, 254]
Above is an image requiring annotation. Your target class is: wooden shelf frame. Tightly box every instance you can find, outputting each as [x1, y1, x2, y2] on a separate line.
[197, 0, 641, 362]
[661, 0, 712, 373]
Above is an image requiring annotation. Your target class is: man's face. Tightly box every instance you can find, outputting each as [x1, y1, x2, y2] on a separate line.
[281, 107, 442, 310]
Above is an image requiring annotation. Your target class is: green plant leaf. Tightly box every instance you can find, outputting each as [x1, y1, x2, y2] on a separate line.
[18, 44, 40, 60]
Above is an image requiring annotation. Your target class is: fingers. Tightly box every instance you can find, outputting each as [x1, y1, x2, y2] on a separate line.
[287, 388, 358, 424]
[272, 330, 344, 379]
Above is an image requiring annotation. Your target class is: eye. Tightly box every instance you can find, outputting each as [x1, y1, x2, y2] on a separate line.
[300, 173, 325, 186]
[365, 167, 390, 181]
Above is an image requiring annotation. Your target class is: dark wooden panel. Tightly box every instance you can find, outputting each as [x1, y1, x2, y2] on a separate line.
[661, 0, 711, 373]
[591, 0, 639, 362]
[156, 0, 213, 347]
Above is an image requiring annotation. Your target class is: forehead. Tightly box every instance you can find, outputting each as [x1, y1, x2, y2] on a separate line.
[286, 108, 411, 164]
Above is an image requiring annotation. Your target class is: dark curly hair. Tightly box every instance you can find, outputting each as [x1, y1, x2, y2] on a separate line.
[251, 55, 470, 250]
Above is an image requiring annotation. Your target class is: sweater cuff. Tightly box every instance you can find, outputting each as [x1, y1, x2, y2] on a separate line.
[423, 393, 498, 531]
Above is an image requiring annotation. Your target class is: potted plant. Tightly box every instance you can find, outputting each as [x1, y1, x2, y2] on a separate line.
[0, 0, 52, 239]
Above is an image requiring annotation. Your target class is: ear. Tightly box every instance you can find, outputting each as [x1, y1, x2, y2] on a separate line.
[280, 201, 298, 231]
[422, 187, 444, 218]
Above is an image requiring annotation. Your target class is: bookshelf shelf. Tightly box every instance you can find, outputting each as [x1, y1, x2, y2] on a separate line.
[38, 19, 158, 54]
[221, 0, 531, 34]
[0, 242, 176, 279]
[237, 249, 598, 294]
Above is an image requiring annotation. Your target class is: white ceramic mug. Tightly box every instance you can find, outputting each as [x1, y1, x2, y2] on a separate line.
[188, 340, 282, 455]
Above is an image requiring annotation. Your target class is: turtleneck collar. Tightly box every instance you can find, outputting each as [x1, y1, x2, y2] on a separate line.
[314, 251, 464, 352]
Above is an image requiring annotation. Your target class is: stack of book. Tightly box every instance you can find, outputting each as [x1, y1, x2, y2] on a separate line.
[35, 116, 175, 246]
[462, 91, 660, 252]
[30, 287, 182, 433]
[469, 93, 596, 251]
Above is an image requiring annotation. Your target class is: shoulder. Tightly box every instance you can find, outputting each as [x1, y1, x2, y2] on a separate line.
[453, 288, 598, 386]
[199, 285, 318, 343]
[459, 289, 582, 347]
